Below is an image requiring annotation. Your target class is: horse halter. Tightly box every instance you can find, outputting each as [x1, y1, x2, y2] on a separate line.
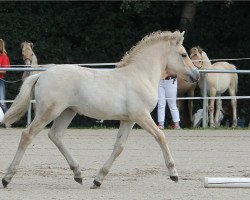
[190, 53, 203, 69]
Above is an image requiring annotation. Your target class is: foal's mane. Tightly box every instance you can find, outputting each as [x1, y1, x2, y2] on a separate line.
[190, 46, 213, 67]
[117, 31, 184, 68]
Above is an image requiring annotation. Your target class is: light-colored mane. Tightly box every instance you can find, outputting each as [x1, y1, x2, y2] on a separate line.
[117, 31, 184, 68]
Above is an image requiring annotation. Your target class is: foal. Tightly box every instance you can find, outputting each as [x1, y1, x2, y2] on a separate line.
[190, 46, 238, 127]
[2, 31, 199, 188]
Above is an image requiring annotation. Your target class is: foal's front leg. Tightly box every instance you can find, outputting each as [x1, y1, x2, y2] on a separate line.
[135, 113, 178, 182]
[214, 98, 222, 127]
[91, 121, 135, 189]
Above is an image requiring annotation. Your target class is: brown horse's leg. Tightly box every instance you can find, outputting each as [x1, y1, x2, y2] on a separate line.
[48, 108, 82, 184]
[188, 88, 195, 124]
[209, 89, 216, 127]
[91, 121, 135, 189]
[135, 112, 178, 182]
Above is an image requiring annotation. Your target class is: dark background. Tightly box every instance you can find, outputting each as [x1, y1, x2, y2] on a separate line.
[0, 1, 249, 127]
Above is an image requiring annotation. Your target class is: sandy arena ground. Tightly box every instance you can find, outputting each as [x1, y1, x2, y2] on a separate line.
[1, 128, 250, 200]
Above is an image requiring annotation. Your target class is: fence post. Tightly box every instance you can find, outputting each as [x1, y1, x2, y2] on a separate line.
[202, 73, 208, 128]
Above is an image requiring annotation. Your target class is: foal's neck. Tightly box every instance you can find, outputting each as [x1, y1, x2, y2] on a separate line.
[201, 51, 212, 69]
[135, 43, 167, 85]
[32, 54, 38, 66]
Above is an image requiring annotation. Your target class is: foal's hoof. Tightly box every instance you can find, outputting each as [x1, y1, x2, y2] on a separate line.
[170, 176, 178, 182]
[74, 177, 83, 185]
[2, 178, 9, 188]
[90, 180, 101, 189]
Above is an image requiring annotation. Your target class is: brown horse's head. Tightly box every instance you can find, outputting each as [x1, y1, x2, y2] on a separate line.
[21, 42, 34, 65]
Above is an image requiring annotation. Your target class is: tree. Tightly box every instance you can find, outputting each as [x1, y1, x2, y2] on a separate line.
[179, 1, 197, 32]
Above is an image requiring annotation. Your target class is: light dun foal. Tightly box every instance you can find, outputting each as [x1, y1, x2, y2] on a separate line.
[2, 31, 199, 189]
[190, 46, 238, 127]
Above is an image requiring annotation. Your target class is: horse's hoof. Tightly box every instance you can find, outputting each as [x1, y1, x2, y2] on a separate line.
[170, 176, 178, 182]
[2, 178, 9, 188]
[74, 177, 83, 185]
[90, 180, 101, 189]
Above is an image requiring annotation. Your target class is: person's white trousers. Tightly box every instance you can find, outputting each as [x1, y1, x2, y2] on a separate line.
[0, 106, 4, 123]
[157, 79, 180, 123]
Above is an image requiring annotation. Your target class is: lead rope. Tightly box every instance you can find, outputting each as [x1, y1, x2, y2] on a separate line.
[0, 78, 23, 83]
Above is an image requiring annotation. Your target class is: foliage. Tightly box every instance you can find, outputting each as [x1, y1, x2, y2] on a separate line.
[0, 1, 249, 127]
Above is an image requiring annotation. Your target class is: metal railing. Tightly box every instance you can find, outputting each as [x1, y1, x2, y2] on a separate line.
[0, 66, 249, 128]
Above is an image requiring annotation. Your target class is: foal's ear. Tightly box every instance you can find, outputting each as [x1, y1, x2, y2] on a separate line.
[30, 43, 34, 49]
[21, 42, 24, 49]
[197, 46, 203, 54]
[176, 32, 184, 45]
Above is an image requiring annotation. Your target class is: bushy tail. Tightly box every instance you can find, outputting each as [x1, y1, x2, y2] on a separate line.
[2, 74, 40, 126]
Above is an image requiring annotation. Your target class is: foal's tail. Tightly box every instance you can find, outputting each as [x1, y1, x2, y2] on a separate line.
[2, 74, 40, 126]
[235, 73, 238, 94]
[232, 64, 238, 94]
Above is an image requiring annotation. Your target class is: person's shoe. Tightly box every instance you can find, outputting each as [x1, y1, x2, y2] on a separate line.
[96, 119, 104, 124]
[171, 124, 181, 130]
[158, 124, 164, 130]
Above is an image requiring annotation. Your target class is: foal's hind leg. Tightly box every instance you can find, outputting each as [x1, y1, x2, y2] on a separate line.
[228, 86, 237, 127]
[91, 121, 135, 189]
[135, 113, 178, 182]
[48, 109, 83, 184]
[2, 115, 52, 187]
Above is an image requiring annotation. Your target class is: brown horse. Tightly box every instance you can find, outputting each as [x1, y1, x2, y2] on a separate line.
[177, 76, 197, 127]
[190, 46, 238, 127]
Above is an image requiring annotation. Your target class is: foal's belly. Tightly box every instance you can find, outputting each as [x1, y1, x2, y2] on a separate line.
[209, 74, 231, 94]
[71, 103, 130, 121]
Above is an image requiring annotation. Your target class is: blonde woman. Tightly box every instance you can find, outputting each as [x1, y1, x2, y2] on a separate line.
[0, 39, 10, 113]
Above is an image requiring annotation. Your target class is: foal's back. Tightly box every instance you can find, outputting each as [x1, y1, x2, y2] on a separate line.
[208, 62, 237, 94]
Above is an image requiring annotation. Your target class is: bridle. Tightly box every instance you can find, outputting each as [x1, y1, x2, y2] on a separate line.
[190, 53, 204, 70]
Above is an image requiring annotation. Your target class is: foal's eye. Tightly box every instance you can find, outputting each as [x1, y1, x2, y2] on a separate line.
[181, 53, 187, 58]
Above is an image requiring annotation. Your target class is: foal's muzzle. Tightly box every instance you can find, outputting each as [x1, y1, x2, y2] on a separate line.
[24, 58, 31, 65]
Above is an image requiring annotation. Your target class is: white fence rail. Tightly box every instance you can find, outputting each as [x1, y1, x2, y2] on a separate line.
[0, 65, 249, 128]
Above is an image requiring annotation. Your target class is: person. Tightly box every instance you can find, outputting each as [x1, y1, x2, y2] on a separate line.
[157, 71, 180, 129]
[0, 106, 4, 123]
[0, 39, 11, 113]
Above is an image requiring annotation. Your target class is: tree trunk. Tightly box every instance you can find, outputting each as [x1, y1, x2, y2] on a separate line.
[179, 1, 197, 32]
